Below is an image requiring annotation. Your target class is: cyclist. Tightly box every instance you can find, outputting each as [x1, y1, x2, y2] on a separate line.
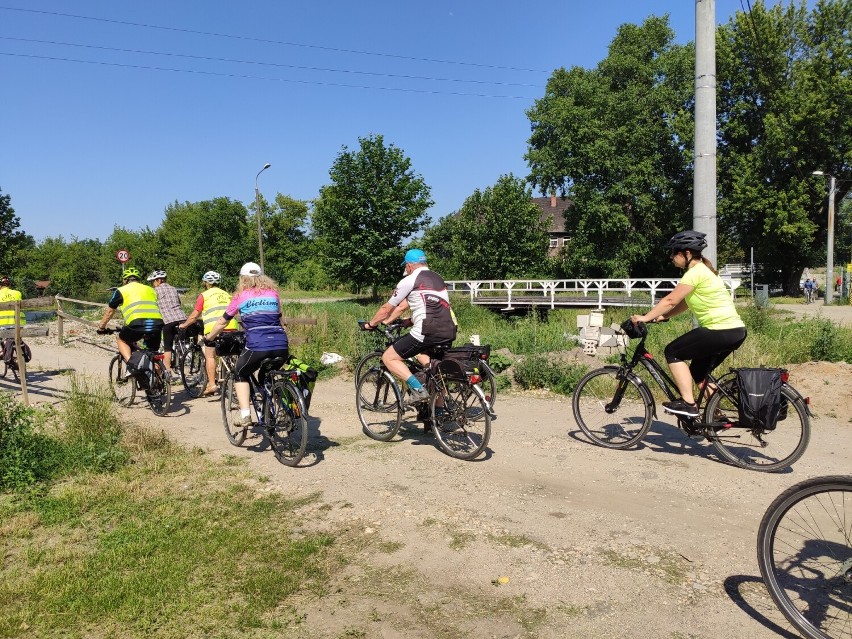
[630, 230, 746, 418]
[205, 262, 289, 428]
[178, 270, 239, 397]
[363, 248, 457, 404]
[0, 276, 26, 329]
[98, 267, 164, 365]
[147, 270, 187, 377]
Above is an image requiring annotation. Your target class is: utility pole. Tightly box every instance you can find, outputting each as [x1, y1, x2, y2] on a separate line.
[827, 174, 837, 304]
[694, 0, 717, 266]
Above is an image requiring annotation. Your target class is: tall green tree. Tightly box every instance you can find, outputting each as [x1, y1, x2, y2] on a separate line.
[101, 226, 163, 286]
[716, 0, 852, 293]
[0, 188, 35, 276]
[424, 175, 551, 280]
[21, 236, 103, 299]
[312, 134, 433, 295]
[526, 16, 694, 278]
[258, 193, 311, 284]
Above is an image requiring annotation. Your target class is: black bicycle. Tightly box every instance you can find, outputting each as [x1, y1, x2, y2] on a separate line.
[757, 475, 852, 639]
[173, 321, 206, 397]
[180, 329, 241, 398]
[216, 338, 308, 467]
[571, 320, 811, 472]
[99, 327, 171, 416]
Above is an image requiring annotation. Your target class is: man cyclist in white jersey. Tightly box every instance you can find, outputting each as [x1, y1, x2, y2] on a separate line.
[363, 248, 457, 403]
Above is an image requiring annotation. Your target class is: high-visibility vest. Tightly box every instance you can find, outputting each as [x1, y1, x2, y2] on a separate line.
[0, 288, 26, 328]
[201, 287, 238, 334]
[117, 282, 162, 324]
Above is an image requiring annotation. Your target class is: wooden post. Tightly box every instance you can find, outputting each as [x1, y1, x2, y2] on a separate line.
[56, 297, 64, 345]
[13, 301, 28, 405]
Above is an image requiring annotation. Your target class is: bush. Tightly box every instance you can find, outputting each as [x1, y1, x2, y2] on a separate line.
[0, 393, 62, 491]
[61, 376, 129, 473]
[513, 355, 588, 395]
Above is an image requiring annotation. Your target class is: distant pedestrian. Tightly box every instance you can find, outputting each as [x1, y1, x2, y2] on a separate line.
[803, 278, 814, 304]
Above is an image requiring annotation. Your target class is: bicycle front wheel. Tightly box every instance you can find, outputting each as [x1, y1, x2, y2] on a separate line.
[356, 367, 402, 441]
[431, 381, 491, 460]
[220, 375, 246, 446]
[108, 354, 136, 407]
[706, 381, 810, 472]
[572, 367, 652, 449]
[266, 378, 308, 467]
[180, 343, 207, 398]
[146, 362, 171, 416]
[757, 475, 852, 639]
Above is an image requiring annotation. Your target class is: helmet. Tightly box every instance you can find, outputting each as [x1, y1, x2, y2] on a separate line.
[401, 248, 427, 265]
[146, 270, 167, 282]
[663, 230, 707, 252]
[122, 267, 141, 281]
[239, 262, 262, 276]
[202, 270, 221, 284]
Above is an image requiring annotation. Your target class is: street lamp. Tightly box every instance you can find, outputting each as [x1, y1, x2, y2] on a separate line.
[255, 163, 271, 273]
[813, 170, 837, 304]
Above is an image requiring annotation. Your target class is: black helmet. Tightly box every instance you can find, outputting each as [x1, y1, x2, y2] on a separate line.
[664, 230, 707, 252]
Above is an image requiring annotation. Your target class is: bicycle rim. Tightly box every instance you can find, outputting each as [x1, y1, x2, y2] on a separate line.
[108, 355, 136, 407]
[181, 345, 206, 398]
[431, 381, 490, 460]
[757, 476, 852, 639]
[707, 382, 810, 472]
[146, 365, 171, 416]
[220, 376, 246, 446]
[267, 380, 308, 467]
[572, 368, 652, 449]
[354, 351, 382, 389]
[356, 368, 402, 441]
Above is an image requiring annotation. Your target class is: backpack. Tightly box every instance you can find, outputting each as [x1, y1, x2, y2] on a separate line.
[2, 338, 31, 364]
[127, 349, 154, 391]
[735, 367, 784, 431]
[287, 356, 318, 412]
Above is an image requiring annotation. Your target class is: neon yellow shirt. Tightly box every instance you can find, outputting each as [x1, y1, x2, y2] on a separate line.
[681, 262, 745, 330]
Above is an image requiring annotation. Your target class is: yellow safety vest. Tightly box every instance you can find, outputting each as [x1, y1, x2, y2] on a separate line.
[201, 287, 238, 334]
[0, 288, 26, 328]
[117, 281, 162, 324]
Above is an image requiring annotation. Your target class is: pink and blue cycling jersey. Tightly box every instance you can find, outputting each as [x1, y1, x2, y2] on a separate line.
[223, 289, 288, 351]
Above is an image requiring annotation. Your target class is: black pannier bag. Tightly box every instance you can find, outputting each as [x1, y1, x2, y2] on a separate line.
[2, 338, 32, 363]
[444, 344, 491, 374]
[127, 349, 154, 390]
[735, 367, 784, 431]
[215, 331, 246, 356]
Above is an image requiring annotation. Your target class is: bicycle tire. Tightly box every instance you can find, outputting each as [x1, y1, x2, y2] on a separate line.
[265, 378, 308, 467]
[353, 350, 383, 388]
[356, 367, 402, 441]
[146, 361, 171, 416]
[477, 361, 498, 412]
[180, 342, 207, 398]
[431, 381, 491, 460]
[706, 380, 810, 472]
[757, 475, 852, 639]
[572, 367, 653, 449]
[108, 354, 136, 407]
[220, 374, 247, 446]
[0, 358, 6, 378]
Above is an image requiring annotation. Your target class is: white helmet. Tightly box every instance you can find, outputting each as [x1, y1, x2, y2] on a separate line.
[146, 270, 167, 282]
[239, 262, 262, 276]
[202, 270, 221, 284]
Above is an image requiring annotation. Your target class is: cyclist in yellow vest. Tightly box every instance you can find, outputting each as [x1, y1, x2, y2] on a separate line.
[0, 276, 26, 329]
[178, 270, 238, 396]
[97, 267, 164, 364]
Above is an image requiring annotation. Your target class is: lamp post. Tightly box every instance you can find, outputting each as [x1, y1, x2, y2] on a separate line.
[813, 171, 837, 304]
[255, 163, 271, 273]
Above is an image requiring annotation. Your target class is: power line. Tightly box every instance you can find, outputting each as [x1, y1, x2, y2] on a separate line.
[0, 36, 544, 89]
[0, 51, 536, 99]
[0, 5, 551, 74]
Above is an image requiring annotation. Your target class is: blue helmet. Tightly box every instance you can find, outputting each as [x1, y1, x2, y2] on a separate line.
[401, 248, 427, 265]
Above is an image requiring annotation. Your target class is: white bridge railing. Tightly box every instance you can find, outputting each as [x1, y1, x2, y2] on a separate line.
[444, 277, 742, 310]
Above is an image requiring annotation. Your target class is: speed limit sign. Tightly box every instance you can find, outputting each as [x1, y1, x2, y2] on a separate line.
[116, 249, 131, 263]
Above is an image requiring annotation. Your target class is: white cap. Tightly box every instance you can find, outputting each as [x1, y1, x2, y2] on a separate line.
[240, 262, 262, 276]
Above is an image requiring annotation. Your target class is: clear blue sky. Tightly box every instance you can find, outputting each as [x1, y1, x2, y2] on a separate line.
[1, 1, 751, 242]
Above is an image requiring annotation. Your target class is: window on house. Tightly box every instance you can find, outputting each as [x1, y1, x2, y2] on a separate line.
[549, 238, 559, 248]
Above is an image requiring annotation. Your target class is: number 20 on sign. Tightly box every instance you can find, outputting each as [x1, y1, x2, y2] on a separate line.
[116, 249, 131, 264]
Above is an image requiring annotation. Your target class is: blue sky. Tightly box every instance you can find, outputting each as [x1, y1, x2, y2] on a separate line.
[1, 1, 752, 242]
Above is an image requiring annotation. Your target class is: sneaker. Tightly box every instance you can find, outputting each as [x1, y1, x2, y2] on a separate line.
[404, 386, 430, 405]
[234, 414, 253, 428]
[662, 399, 699, 418]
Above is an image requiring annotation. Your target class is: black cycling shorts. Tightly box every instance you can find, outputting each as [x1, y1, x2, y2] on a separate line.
[233, 347, 289, 383]
[119, 321, 164, 352]
[161, 320, 183, 353]
[664, 326, 747, 383]
[392, 333, 453, 360]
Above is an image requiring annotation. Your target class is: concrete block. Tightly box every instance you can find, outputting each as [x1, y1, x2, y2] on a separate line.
[584, 326, 600, 341]
[576, 315, 589, 329]
[589, 311, 604, 327]
[582, 339, 597, 355]
[599, 333, 618, 347]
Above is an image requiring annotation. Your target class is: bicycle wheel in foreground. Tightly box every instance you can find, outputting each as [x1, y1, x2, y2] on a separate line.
[705, 381, 810, 472]
[266, 378, 308, 467]
[572, 368, 652, 449]
[757, 475, 852, 639]
[356, 367, 402, 441]
[431, 380, 491, 460]
[220, 375, 247, 446]
[180, 344, 206, 398]
[108, 354, 136, 407]
[353, 351, 382, 389]
[145, 363, 171, 416]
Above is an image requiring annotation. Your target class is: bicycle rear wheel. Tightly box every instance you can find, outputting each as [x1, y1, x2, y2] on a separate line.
[220, 375, 247, 446]
[180, 343, 207, 398]
[706, 381, 810, 472]
[146, 362, 171, 416]
[477, 362, 497, 412]
[356, 367, 402, 441]
[572, 367, 652, 449]
[266, 378, 308, 467]
[757, 475, 852, 639]
[431, 381, 491, 460]
[108, 354, 136, 407]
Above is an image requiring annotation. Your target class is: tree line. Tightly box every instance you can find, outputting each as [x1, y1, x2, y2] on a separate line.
[2, 2, 849, 299]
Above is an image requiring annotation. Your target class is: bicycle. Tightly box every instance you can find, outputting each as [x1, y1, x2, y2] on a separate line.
[0, 337, 30, 381]
[179, 329, 241, 398]
[172, 321, 204, 396]
[354, 320, 497, 413]
[216, 337, 308, 467]
[99, 327, 171, 416]
[571, 320, 811, 472]
[757, 475, 852, 639]
[355, 321, 492, 460]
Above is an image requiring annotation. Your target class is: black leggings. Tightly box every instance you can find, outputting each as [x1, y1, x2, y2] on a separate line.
[233, 348, 289, 383]
[664, 326, 747, 384]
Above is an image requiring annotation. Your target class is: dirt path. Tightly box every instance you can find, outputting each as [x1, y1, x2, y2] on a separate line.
[7, 328, 851, 638]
